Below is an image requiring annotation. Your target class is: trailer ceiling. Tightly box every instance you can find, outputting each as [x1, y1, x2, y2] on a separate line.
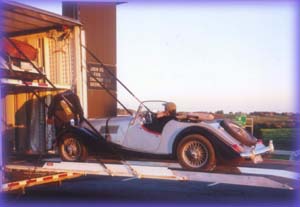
[1, 1, 82, 37]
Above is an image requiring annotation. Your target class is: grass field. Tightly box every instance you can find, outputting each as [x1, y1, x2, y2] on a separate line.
[224, 113, 299, 151]
[260, 128, 299, 150]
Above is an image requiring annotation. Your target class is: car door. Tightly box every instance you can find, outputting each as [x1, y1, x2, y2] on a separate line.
[123, 113, 162, 153]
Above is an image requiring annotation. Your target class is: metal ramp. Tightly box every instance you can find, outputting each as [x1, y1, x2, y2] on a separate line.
[2, 172, 82, 193]
[3, 159, 298, 193]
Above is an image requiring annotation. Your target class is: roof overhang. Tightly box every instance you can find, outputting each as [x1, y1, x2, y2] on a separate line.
[1, 0, 82, 37]
[63, 1, 127, 6]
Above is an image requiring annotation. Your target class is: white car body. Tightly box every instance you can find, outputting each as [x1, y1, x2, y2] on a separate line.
[84, 101, 274, 161]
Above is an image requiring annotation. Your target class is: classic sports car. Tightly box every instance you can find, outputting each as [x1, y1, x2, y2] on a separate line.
[57, 101, 274, 171]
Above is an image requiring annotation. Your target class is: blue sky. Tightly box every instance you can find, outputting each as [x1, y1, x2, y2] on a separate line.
[14, 0, 299, 113]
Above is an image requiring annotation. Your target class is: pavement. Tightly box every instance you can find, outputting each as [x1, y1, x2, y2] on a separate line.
[273, 150, 293, 155]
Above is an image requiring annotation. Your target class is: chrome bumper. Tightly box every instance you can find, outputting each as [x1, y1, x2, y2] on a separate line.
[240, 140, 274, 159]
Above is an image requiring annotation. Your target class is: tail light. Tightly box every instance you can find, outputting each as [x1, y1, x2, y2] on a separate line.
[232, 144, 242, 153]
[257, 139, 263, 144]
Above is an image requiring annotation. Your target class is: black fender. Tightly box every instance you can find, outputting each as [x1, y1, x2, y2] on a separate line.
[172, 125, 239, 159]
[56, 125, 105, 149]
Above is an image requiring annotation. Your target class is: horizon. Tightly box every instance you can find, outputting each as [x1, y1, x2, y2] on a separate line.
[11, 0, 299, 114]
[117, 107, 300, 115]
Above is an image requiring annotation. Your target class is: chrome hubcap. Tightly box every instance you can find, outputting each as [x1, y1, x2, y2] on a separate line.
[63, 138, 81, 160]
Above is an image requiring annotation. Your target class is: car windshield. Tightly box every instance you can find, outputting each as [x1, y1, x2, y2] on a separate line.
[139, 101, 168, 114]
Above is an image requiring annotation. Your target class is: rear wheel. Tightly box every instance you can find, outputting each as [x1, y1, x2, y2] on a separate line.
[177, 134, 216, 171]
[59, 134, 88, 162]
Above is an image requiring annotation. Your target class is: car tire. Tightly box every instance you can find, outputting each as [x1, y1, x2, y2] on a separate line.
[220, 119, 257, 147]
[177, 134, 216, 171]
[59, 134, 88, 162]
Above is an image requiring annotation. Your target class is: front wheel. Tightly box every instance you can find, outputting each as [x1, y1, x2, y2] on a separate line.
[59, 134, 88, 162]
[177, 134, 216, 171]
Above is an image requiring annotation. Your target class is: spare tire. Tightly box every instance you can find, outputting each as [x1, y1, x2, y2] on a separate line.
[220, 119, 257, 147]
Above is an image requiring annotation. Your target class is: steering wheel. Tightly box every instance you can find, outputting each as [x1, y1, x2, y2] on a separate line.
[143, 111, 154, 124]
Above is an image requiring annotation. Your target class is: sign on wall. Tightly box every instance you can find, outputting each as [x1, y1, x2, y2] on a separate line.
[87, 63, 116, 90]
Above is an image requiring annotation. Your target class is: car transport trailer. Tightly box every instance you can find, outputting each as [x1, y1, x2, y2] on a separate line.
[0, 35, 288, 195]
[1, 41, 298, 196]
[2, 156, 299, 194]
[1, 34, 291, 197]
[0, 2, 291, 196]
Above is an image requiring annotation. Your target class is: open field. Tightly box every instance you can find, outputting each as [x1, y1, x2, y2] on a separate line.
[260, 128, 299, 151]
[224, 113, 299, 151]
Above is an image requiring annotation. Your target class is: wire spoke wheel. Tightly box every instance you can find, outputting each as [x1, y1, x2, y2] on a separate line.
[59, 134, 88, 162]
[177, 134, 216, 171]
[63, 138, 82, 160]
[182, 140, 209, 168]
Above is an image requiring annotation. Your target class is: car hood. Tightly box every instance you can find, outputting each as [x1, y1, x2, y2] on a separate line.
[85, 115, 133, 132]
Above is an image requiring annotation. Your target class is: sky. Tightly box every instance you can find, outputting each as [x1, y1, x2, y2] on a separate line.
[12, 0, 299, 113]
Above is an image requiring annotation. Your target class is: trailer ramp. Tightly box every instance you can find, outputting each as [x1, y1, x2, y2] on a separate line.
[2, 172, 82, 193]
[3, 160, 298, 193]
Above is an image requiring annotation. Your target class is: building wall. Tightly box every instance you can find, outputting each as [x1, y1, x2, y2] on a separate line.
[63, 2, 117, 118]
